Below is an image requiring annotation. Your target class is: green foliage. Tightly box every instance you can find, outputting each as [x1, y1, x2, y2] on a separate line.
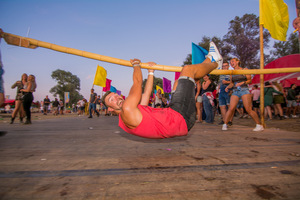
[223, 14, 270, 69]
[50, 69, 83, 105]
[270, 33, 300, 62]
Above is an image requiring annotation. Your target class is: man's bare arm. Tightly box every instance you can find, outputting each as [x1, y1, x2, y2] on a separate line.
[120, 59, 144, 128]
[140, 62, 156, 106]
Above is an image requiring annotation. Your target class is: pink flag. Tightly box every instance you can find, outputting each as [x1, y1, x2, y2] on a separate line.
[175, 72, 180, 81]
[103, 78, 112, 92]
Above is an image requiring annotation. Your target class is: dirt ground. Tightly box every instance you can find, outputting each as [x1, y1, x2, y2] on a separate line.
[1, 112, 299, 133]
[0, 111, 299, 199]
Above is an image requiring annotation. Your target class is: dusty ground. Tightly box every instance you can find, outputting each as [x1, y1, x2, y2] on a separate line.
[2, 112, 299, 133]
[0, 112, 299, 199]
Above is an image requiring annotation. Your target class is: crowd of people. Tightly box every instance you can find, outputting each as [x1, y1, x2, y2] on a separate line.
[194, 58, 300, 132]
[36, 91, 111, 118]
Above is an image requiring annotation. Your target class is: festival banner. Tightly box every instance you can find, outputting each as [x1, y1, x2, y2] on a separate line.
[110, 86, 117, 93]
[102, 78, 112, 92]
[259, 0, 289, 41]
[64, 92, 70, 103]
[163, 77, 172, 93]
[192, 42, 208, 64]
[175, 72, 180, 81]
[93, 65, 107, 87]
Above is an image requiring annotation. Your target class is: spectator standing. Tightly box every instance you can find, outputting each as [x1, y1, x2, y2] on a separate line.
[264, 82, 283, 120]
[251, 85, 260, 116]
[43, 95, 51, 115]
[52, 98, 59, 115]
[195, 80, 203, 123]
[88, 89, 100, 118]
[222, 58, 263, 131]
[201, 75, 215, 123]
[272, 82, 285, 120]
[286, 84, 298, 118]
[218, 62, 232, 125]
[96, 95, 101, 114]
[77, 99, 85, 116]
[59, 99, 64, 115]
[155, 89, 163, 108]
[10, 73, 27, 124]
[20, 74, 37, 124]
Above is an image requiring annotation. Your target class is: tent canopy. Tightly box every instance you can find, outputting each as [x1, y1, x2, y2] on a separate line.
[252, 54, 300, 87]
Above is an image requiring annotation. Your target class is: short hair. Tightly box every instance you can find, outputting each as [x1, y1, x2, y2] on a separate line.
[101, 91, 112, 107]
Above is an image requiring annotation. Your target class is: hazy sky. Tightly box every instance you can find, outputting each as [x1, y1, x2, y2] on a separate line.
[0, 0, 297, 102]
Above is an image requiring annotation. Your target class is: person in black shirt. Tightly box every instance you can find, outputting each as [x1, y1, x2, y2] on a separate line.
[43, 95, 51, 115]
[52, 98, 59, 115]
[88, 89, 100, 118]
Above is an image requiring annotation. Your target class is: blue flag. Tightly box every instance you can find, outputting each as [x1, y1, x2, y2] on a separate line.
[192, 42, 208, 64]
[110, 86, 117, 93]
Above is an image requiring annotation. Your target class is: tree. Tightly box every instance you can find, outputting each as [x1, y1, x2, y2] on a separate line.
[50, 69, 83, 106]
[223, 14, 270, 69]
[270, 33, 300, 61]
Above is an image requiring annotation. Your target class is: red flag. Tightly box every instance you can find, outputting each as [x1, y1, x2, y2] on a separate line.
[103, 78, 112, 92]
[175, 72, 180, 81]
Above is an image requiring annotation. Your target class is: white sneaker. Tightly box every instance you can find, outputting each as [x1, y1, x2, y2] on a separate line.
[207, 42, 223, 69]
[253, 124, 264, 132]
[222, 124, 228, 131]
[292, 115, 298, 118]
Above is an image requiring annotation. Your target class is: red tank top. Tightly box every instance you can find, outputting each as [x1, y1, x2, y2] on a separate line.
[119, 105, 188, 139]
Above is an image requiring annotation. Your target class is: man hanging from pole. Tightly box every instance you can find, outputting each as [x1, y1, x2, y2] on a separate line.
[101, 42, 222, 139]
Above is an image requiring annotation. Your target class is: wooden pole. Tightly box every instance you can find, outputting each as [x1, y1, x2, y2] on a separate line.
[260, 24, 265, 127]
[1, 30, 300, 74]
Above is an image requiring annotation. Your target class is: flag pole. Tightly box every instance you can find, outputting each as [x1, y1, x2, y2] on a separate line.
[259, 24, 265, 127]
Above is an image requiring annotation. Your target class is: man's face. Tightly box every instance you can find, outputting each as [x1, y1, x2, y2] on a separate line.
[222, 63, 229, 70]
[105, 92, 124, 111]
[91, 89, 94, 93]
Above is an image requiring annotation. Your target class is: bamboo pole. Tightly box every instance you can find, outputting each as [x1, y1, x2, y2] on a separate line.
[1, 30, 300, 75]
[260, 24, 265, 127]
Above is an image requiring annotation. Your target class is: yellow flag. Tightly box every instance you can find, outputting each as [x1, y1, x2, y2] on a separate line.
[156, 85, 164, 94]
[93, 65, 107, 87]
[259, 0, 289, 41]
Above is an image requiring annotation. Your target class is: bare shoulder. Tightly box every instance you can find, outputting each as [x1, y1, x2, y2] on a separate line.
[120, 102, 143, 129]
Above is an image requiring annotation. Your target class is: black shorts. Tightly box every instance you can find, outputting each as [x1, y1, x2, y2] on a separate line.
[253, 100, 259, 108]
[168, 77, 196, 131]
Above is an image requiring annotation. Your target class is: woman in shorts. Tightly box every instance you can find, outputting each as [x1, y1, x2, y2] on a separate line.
[222, 58, 263, 131]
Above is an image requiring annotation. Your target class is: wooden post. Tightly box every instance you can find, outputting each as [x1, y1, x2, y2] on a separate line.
[260, 24, 265, 127]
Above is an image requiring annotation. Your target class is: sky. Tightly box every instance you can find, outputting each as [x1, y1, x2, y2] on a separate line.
[0, 0, 297, 103]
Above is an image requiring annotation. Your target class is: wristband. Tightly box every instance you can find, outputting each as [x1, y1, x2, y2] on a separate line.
[148, 72, 154, 76]
[132, 64, 140, 67]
